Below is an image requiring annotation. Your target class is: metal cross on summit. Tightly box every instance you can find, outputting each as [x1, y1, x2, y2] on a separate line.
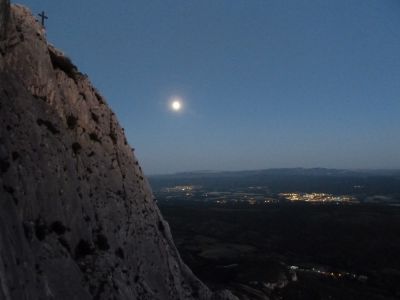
[38, 11, 48, 27]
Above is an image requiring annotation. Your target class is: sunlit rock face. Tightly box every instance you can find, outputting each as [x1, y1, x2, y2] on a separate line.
[0, 2, 237, 299]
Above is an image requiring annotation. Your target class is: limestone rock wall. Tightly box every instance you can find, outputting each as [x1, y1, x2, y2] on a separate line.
[0, 0, 9, 40]
[0, 2, 237, 300]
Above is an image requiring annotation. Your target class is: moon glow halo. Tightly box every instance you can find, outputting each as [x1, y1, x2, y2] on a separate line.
[171, 100, 182, 111]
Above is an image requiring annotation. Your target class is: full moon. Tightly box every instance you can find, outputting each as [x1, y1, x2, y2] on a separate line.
[171, 100, 181, 111]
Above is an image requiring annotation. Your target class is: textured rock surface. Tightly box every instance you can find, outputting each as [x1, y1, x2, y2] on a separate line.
[0, 0, 8, 36]
[0, 2, 237, 300]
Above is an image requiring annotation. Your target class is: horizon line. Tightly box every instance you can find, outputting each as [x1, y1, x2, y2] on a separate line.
[147, 167, 400, 177]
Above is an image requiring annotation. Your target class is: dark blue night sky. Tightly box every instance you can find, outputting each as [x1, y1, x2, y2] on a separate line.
[17, 0, 400, 174]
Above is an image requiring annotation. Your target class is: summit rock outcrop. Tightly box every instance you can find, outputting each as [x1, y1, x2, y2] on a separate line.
[0, 2, 237, 300]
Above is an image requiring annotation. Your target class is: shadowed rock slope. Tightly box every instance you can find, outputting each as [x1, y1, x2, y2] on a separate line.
[0, 2, 237, 300]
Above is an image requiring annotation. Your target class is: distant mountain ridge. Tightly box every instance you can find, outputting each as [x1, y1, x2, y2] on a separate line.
[151, 168, 400, 179]
[150, 168, 400, 196]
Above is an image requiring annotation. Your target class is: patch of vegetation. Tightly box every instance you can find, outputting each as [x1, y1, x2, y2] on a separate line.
[3, 185, 18, 205]
[89, 133, 101, 143]
[95, 233, 110, 251]
[34, 218, 48, 241]
[33, 94, 48, 102]
[75, 239, 95, 259]
[109, 132, 117, 145]
[66, 114, 78, 130]
[37, 118, 60, 134]
[11, 151, 19, 161]
[50, 221, 67, 235]
[94, 91, 104, 105]
[158, 220, 165, 233]
[23, 222, 34, 242]
[49, 48, 78, 81]
[91, 112, 99, 123]
[115, 247, 125, 259]
[35, 263, 43, 275]
[3, 185, 14, 194]
[0, 158, 10, 173]
[72, 142, 82, 154]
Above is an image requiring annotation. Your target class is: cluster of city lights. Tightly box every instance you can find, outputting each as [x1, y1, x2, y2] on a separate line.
[279, 192, 357, 203]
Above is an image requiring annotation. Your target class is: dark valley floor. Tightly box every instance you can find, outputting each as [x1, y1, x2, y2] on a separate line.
[160, 201, 400, 300]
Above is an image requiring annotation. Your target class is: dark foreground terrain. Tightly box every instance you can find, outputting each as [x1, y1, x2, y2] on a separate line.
[160, 201, 400, 299]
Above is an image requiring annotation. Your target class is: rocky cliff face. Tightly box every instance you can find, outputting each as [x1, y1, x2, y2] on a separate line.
[0, 2, 236, 300]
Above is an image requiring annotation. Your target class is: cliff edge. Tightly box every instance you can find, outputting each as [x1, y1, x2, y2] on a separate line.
[0, 2, 237, 300]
